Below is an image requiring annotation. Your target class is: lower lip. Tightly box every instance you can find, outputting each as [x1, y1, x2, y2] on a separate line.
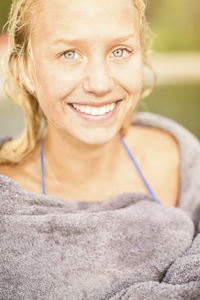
[67, 100, 122, 122]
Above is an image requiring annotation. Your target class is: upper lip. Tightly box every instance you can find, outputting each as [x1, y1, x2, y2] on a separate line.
[69, 99, 121, 107]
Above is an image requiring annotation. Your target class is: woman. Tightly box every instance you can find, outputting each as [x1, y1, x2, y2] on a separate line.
[0, 0, 200, 299]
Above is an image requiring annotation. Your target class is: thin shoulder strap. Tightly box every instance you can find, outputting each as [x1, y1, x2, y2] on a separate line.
[120, 135, 161, 205]
[40, 138, 46, 195]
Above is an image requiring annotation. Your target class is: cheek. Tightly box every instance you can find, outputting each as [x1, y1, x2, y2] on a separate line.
[33, 61, 81, 102]
[112, 55, 143, 95]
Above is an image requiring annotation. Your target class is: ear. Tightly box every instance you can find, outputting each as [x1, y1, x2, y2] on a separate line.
[19, 55, 36, 95]
[141, 63, 157, 99]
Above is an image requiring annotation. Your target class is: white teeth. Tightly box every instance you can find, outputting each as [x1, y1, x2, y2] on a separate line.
[71, 102, 116, 115]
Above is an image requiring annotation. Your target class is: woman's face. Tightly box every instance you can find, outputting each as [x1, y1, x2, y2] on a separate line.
[30, 0, 143, 145]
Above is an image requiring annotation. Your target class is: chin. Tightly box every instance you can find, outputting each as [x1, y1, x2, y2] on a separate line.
[67, 125, 120, 146]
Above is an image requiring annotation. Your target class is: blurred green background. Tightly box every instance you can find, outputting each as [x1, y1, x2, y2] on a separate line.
[0, 0, 200, 139]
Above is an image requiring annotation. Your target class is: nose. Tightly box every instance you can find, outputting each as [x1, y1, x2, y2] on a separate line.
[82, 59, 114, 97]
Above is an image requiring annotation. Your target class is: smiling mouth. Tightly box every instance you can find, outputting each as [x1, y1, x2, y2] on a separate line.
[68, 100, 122, 116]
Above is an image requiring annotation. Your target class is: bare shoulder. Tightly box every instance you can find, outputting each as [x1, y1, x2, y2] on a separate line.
[132, 125, 179, 154]
[126, 125, 180, 164]
[0, 163, 30, 184]
[0, 151, 41, 193]
[0, 163, 19, 178]
[125, 125, 180, 207]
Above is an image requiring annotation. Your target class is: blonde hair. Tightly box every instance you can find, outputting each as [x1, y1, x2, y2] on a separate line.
[0, 0, 156, 165]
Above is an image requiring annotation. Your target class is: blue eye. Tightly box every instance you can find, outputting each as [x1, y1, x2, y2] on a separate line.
[113, 49, 124, 57]
[63, 50, 80, 60]
[112, 48, 132, 58]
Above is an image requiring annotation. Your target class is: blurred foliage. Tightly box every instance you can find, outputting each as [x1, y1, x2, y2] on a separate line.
[0, 0, 11, 33]
[1, 0, 200, 52]
[146, 0, 200, 52]
[136, 84, 200, 139]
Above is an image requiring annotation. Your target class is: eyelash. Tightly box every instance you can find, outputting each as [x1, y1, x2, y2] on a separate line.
[111, 48, 134, 58]
[60, 47, 134, 62]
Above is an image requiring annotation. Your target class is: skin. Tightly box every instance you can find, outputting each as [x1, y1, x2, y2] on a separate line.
[0, 0, 180, 205]
[30, 0, 143, 145]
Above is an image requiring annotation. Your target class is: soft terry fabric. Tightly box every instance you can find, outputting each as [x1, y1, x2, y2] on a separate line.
[0, 112, 200, 300]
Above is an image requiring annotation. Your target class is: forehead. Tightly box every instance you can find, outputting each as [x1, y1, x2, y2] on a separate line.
[32, 0, 140, 43]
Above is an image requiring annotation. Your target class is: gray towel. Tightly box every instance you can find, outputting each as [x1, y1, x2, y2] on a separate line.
[0, 113, 200, 299]
[0, 184, 199, 299]
[110, 208, 200, 300]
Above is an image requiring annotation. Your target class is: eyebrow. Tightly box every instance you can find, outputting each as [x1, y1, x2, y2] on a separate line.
[51, 34, 136, 46]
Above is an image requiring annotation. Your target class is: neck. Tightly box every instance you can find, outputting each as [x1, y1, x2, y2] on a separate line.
[42, 125, 123, 187]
